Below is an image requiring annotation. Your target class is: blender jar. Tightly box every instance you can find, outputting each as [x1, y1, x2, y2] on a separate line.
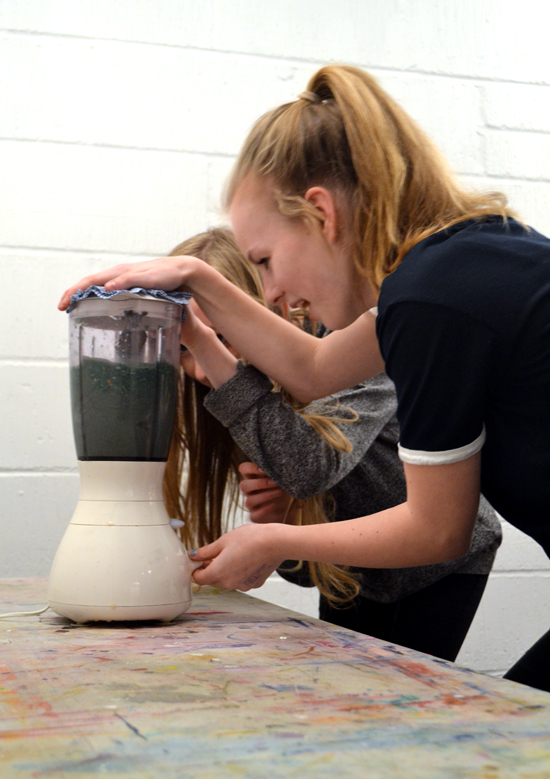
[69, 295, 181, 461]
[47, 293, 200, 622]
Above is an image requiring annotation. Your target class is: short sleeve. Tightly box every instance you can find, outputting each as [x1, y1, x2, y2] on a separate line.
[377, 300, 496, 465]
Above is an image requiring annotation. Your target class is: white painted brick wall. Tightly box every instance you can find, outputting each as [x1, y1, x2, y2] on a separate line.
[1, 0, 550, 677]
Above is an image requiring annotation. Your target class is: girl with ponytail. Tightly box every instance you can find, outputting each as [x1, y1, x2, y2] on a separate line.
[163, 226, 500, 662]
[60, 65, 550, 690]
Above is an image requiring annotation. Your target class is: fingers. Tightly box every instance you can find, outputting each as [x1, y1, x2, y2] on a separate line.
[238, 462, 266, 479]
[58, 256, 197, 311]
[187, 524, 284, 591]
[192, 563, 233, 587]
[248, 494, 294, 523]
[99, 261, 184, 293]
[188, 538, 223, 572]
[242, 487, 285, 511]
[237, 464, 293, 523]
[190, 543, 224, 587]
[248, 503, 287, 523]
[58, 264, 136, 310]
[192, 558, 273, 591]
[239, 475, 279, 495]
[190, 550, 218, 585]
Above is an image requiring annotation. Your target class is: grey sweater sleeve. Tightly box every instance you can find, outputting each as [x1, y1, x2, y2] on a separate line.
[203, 360, 502, 601]
[203, 361, 398, 499]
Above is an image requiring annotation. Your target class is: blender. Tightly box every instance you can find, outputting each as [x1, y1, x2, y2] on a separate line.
[48, 291, 200, 622]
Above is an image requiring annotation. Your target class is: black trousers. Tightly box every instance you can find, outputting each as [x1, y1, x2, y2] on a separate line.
[504, 628, 550, 693]
[319, 572, 489, 662]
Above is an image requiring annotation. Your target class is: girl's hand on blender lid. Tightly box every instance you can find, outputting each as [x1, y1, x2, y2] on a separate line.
[58, 255, 202, 311]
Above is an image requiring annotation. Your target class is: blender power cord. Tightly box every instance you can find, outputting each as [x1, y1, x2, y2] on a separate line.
[0, 606, 50, 619]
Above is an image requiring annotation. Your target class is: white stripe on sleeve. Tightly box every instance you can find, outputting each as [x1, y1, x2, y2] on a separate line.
[398, 427, 486, 466]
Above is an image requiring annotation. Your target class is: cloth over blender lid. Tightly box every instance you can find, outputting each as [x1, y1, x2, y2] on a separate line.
[66, 285, 193, 320]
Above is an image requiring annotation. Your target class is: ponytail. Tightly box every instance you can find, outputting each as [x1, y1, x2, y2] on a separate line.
[226, 64, 514, 291]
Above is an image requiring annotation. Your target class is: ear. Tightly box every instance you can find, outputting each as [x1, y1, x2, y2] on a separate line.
[304, 186, 339, 244]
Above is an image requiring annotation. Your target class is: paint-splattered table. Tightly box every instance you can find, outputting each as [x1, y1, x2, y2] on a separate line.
[1, 578, 550, 778]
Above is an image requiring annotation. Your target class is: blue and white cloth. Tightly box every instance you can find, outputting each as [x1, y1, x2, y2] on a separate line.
[66, 286, 193, 320]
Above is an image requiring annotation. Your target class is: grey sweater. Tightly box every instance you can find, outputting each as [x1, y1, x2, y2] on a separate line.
[204, 361, 502, 603]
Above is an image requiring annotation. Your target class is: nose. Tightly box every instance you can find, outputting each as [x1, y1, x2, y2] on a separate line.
[263, 277, 284, 307]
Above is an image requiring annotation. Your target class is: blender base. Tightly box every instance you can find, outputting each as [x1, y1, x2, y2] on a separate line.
[47, 462, 201, 623]
[47, 600, 192, 623]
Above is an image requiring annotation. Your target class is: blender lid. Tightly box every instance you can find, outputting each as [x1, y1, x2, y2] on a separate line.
[66, 285, 192, 315]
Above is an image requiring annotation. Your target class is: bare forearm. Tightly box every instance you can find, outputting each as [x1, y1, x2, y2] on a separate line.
[182, 318, 239, 388]
[191, 455, 482, 591]
[190, 267, 323, 400]
[272, 457, 481, 568]
[191, 264, 383, 402]
[58, 256, 383, 402]
[272, 502, 473, 569]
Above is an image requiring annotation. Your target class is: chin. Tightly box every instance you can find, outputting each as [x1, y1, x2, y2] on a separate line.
[316, 312, 348, 331]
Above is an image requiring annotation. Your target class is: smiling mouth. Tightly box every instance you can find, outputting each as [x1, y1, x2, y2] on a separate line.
[290, 299, 310, 312]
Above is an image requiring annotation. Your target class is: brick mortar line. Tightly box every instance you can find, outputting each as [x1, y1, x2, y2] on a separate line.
[463, 173, 550, 184]
[0, 470, 77, 476]
[0, 359, 68, 366]
[0, 136, 236, 159]
[2, 137, 550, 184]
[484, 126, 550, 135]
[488, 570, 550, 577]
[0, 246, 161, 258]
[2, 28, 550, 87]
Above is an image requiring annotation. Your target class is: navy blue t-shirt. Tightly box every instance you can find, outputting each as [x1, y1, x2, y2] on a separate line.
[377, 217, 550, 554]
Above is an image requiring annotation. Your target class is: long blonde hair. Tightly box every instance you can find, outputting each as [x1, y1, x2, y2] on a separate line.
[163, 227, 360, 606]
[225, 65, 516, 292]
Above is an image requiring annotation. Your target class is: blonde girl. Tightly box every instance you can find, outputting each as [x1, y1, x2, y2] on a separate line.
[165, 226, 500, 661]
[60, 65, 550, 690]
[163, 226, 361, 607]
